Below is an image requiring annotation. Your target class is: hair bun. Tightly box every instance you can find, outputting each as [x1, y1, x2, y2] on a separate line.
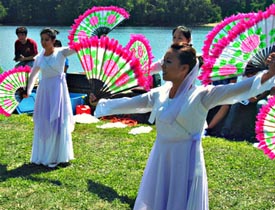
[54, 29, 59, 35]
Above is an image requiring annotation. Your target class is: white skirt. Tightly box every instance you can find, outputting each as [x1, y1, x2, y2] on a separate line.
[30, 74, 74, 167]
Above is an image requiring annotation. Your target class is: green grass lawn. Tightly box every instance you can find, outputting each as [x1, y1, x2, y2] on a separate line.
[0, 114, 275, 210]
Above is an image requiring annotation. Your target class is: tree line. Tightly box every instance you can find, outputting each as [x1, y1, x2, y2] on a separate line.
[0, 0, 273, 26]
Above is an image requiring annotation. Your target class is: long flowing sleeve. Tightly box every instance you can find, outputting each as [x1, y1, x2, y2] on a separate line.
[27, 66, 40, 95]
[61, 47, 75, 57]
[94, 92, 154, 118]
[202, 71, 275, 109]
[150, 58, 163, 75]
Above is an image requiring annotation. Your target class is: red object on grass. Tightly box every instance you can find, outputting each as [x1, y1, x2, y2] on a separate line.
[76, 105, 91, 115]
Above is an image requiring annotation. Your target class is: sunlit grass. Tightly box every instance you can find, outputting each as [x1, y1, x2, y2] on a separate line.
[0, 114, 275, 209]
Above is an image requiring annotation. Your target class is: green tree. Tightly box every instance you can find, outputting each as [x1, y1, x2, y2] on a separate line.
[0, 1, 7, 21]
[55, 0, 83, 25]
[127, 0, 149, 26]
[188, 0, 221, 24]
[250, 0, 273, 12]
[2, 0, 268, 26]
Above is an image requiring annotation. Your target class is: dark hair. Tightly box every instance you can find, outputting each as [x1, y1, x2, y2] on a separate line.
[16, 26, 27, 35]
[170, 42, 197, 72]
[244, 61, 262, 75]
[244, 46, 275, 75]
[172, 26, 192, 40]
[54, 39, 62, 47]
[40, 28, 59, 40]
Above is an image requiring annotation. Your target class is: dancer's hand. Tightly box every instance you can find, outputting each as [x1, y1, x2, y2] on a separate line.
[267, 52, 275, 75]
[89, 93, 98, 106]
[22, 93, 29, 98]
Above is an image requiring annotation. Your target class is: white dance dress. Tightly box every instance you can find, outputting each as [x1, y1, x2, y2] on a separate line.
[94, 71, 275, 210]
[27, 47, 75, 167]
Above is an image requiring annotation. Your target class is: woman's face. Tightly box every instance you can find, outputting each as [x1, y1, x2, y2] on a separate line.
[17, 33, 27, 43]
[172, 29, 190, 44]
[41, 33, 54, 50]
[161, 48, 188, 82]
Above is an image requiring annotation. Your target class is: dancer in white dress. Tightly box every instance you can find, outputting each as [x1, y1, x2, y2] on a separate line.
[94, 42, 275, 210]
[26, 28, 75, 168]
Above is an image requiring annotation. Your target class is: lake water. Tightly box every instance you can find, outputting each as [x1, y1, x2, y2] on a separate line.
[0, 25, 213, 73]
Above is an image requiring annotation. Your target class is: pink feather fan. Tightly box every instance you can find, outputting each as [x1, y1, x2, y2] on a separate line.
[202, 13, 255, 61]
[255, 95, 275, 159]
[0, 66, 31, 116]
[68, 6, 130, 45]
[199, 4, 275, 85]
[69, 36, 150, 100]
[125, 34, 154, 89]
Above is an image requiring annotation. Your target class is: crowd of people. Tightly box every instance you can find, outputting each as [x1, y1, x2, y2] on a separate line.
[15, 24, 275, 210]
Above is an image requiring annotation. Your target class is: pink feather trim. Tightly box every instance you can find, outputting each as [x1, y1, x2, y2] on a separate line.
[0, 66, 31, 83]
[255, 94, 275, 159]
[125, 34, 154, 68]
[0, 106, 11, 117]
[88, 6, 130, 18]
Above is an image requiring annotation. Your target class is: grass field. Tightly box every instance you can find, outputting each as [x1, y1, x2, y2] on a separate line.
[0, 114, 275, 210]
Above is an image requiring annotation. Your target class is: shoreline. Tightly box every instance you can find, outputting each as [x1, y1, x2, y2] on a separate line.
[199, 22, 219, 27]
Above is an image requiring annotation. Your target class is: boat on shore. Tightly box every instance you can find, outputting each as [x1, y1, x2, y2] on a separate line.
[65, 72, 161, 123]
[15, 72, 162, 124]
[65, 72, 162, 94]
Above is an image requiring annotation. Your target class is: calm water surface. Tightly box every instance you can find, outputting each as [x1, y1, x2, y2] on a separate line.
[0, 26, 213, 73]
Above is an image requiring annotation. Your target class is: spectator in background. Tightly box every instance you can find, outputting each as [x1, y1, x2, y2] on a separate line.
[150, 25, 203, 89]
[220, 68, 270, 142]
[14, 26, 38, 67]
[150, 25, 192, 75]
[205, 77, 237, 137]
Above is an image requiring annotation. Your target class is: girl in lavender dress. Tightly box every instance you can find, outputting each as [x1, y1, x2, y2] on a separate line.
[150, 25, 192, 75]
[94, 42, 275, 209]
[26, 28, 75, 168]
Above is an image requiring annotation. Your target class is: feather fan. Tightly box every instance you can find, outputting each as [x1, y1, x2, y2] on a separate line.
[68, 6, 130, 44]
[255, 95, 275, 159]
[199, 4, 275, 84]
[125, 34, 154, 89]
[0, 66, 31, 116]
[69, 36, 150, 100]
[202, 13, 255, 61]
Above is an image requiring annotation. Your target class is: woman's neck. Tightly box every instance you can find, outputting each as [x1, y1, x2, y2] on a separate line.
[44, 47, 54, 56]
[20, 39, 27, 44]
[169, 83, 180, 98]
